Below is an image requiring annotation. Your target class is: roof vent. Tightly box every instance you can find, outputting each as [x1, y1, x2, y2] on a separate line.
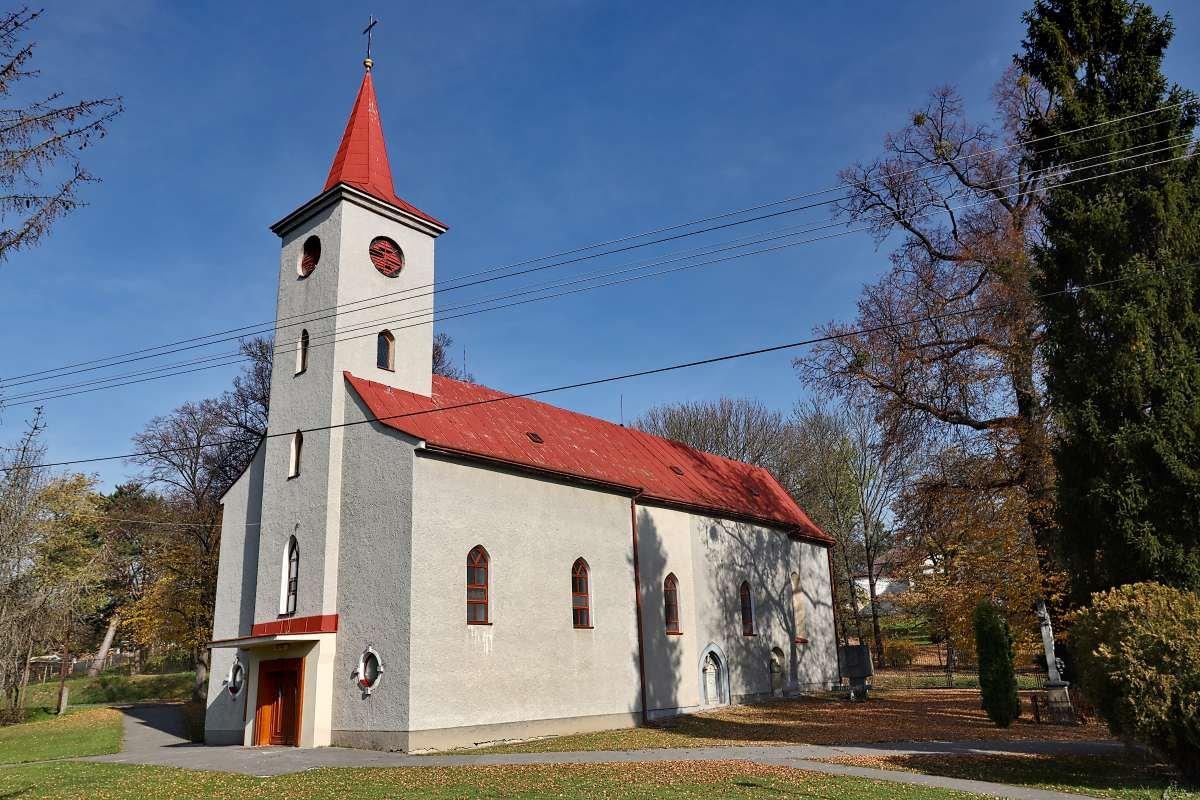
[747, 486, 761, 497]
[526, 432, 544, 444]
[670, 465, 685, 476]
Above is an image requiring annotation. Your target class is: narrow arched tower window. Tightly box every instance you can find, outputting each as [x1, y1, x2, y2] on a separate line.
[467, 546, 489, 624]
[289, 430, 303, 478]
[280, 536, 299, 617]
[571, 558, 591, 628]
[377, 330, 395, 371]
[664, 573, 681, 634]
[740, 580, 755, 636]
[296, 329, 309, 375]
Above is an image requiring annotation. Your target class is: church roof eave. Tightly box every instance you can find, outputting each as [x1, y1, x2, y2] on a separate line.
[343, 371, 833, 544]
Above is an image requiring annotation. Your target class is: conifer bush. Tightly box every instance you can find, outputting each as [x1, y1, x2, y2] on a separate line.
[1070, 583, 1200, 782]
[974, 599, 1020, 727]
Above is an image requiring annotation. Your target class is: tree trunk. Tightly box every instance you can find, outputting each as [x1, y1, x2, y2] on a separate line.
[191, 647, 209, 703]
[866, 574, 885, 668]
[55, 634, 70, 714]
[840, 548, 865, 642]
[945, 639, 957, 688]
[87, 614, 119, 678]
[16, 639, 33, 711]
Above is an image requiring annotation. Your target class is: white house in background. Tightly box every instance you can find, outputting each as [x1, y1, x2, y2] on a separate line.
[203, 60, 840, 752]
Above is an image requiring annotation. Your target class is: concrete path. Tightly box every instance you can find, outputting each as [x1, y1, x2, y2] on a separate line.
[84, 704, 1125, 799]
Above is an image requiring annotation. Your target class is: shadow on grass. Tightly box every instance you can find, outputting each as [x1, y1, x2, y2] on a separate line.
[892, 753, 1198, 797]
[639, 691, 1113, 747]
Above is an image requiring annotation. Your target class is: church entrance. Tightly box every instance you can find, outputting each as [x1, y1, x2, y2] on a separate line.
[254, 658, 303, 746]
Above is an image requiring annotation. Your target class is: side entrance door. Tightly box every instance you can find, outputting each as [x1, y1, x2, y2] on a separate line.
[254, 657, 303, 746]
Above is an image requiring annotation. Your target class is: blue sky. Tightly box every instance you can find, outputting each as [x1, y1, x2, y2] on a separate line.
[3, 0, 1199, 489]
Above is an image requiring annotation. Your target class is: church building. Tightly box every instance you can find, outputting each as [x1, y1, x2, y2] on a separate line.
[204, 59, 840, 751]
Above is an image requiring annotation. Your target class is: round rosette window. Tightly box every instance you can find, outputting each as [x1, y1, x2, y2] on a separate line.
[224, 658, 246, 698]
[369, 236, 404, 277]
[298, 235, 321, 278]
[356, 647, 383, 695]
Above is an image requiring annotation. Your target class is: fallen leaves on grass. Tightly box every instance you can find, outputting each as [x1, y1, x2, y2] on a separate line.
[0, 706, 123, 764]
[818, 752, 1198, 800]
[0, 760, 991, 800]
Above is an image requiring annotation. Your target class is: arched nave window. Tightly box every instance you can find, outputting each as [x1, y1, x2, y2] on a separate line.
[296, 329, 309, 375]
[664, 573, 681, 634]
[280, 536, 299, 616]
[377, 330, 395, 371]
[467, 545, 489, 624]
[739, 580, 755, 636]
[571, 558, 591, 628]
[289, 430, 303, 478]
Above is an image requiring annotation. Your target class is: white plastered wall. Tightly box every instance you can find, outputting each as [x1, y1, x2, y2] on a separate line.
[407, 456, 642, 736]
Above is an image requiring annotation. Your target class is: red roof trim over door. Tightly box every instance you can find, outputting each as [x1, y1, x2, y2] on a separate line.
[251, 614, 339, 637]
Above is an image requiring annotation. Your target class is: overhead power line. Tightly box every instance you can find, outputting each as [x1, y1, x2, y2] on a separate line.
[8, 135, 1196, 408]
[3, 99, 1193, 388]
[2, 262, 1181, 474]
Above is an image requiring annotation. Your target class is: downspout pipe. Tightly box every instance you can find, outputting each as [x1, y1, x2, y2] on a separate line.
[629, 490, 649, 725]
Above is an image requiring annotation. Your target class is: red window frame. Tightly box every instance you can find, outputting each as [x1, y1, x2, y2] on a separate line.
[740, 580, 755, 635]
[664, 573, 681, 634]
[466, 546, 489, 624]
[571, 558, 591, 628]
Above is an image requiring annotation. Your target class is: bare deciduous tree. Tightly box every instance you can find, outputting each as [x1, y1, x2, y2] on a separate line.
[796, 71, 1058, 582]
[433, 331, 472, 382]
[634, 397, 795, 489]
[0, 8, 122, 264]
[127, 402, 225, 700]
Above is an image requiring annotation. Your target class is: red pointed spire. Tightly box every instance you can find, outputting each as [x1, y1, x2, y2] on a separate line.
[324, 71, 446, 229]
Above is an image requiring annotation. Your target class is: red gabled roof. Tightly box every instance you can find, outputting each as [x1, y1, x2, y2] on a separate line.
[344, 372, 831, 543]
[324, 71, 446, 230]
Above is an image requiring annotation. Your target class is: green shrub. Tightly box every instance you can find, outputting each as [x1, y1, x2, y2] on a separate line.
[884, 639, 919, 668]
[974, 599, 1020, 727]
[1069, 582, 1200, 782]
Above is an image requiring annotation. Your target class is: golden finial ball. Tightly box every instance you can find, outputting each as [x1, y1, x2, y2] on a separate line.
[364, 57, 374, 71]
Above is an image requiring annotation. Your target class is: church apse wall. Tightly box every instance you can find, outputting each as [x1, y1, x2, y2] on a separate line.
[637, 504, 838, 718]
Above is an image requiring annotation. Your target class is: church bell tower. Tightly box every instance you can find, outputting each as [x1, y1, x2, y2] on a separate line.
[268, 58, 448, 402]
[256, 55, 447, 623]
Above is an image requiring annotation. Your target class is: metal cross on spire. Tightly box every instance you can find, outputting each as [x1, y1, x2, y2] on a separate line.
[363, 15, 378, 70]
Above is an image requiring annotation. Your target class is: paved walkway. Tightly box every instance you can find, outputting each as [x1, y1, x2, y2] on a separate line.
[84, 704, 1126, 800]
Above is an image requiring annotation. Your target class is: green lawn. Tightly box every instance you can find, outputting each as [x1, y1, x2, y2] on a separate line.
[22, 671, 194, 709]
[0, 760, 993, 800]
[827, 753, 1197, 800]
[0, 707, 123, 764]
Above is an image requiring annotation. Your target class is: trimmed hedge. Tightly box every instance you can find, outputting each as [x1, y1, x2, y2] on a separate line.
[1070, 582, 1200, 782]
[974, 599, 1020, 727]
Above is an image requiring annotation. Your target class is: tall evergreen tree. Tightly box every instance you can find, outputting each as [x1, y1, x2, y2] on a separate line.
[1020, 0, 1200, 603]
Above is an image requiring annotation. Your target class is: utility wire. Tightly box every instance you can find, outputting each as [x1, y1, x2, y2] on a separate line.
[2, 263, 1177, 474]
[4, 100, 1192, 387]
[9, 135, 1195, 407]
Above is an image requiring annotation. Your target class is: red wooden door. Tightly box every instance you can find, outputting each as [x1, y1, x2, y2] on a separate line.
[254, 658, 302, 746]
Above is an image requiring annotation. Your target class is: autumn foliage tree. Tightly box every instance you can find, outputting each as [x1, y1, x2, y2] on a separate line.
[896, 448, 1053, 675]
